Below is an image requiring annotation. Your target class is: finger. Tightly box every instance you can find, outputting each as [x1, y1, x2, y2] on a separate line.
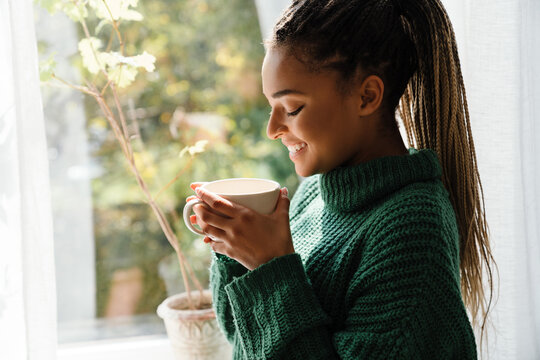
[208, 240, 227, 256]
[193, 204, 229, 229]
[190, 182, 207, 191]
[275, 187, 291, 214]
[186, 195, 198, 203]
[199, 223, 227, 242]
[195, 187, 237, 217]
[194, 209, 227, 240]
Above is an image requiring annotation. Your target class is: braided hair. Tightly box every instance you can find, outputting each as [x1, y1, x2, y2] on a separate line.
[267, 0, 496, 348]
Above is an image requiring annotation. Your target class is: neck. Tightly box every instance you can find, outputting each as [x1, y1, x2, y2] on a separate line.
[345, 126, 409, 167]
[377, 120, 409, 156]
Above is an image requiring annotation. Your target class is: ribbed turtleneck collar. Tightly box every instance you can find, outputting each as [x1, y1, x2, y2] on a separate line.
[319, 148, 442, 212]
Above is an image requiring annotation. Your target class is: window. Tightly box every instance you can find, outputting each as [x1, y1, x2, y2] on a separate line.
[35, 0, 298, 350]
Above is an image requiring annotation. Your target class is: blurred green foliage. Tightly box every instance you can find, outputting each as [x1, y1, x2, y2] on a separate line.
[40, 0, 299, 317]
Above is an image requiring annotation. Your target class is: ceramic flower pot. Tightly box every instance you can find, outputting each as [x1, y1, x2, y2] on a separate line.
[157, 289, 232, 360]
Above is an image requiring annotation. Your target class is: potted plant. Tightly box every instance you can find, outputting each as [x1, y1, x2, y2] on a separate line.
[37, 0, 231, 358]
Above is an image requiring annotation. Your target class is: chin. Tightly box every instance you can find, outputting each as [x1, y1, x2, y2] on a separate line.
[294, 166, 308, 178]
[294, 164, 317, 178]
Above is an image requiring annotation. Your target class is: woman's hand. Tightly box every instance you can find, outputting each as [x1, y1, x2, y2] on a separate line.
[186, 182, 294, 270]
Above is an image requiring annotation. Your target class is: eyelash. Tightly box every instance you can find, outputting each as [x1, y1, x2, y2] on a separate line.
[286, 105, 304, 117]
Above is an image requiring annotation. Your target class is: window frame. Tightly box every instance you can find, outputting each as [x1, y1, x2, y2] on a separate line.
[57, 336, 174, 360]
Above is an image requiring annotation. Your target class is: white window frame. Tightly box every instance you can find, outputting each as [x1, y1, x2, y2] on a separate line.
[57, 337, 174, 360]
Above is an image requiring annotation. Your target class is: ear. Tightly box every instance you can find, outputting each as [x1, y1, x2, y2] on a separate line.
[356, 75, 385, 116]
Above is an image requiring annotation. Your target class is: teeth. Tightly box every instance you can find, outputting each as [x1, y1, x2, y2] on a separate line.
[287, 143, 306, 154]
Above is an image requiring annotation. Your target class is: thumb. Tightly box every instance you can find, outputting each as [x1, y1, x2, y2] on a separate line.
[276, 187, 290, 213]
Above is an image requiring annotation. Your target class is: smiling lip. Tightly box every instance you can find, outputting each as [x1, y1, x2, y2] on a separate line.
[285, 142, 307, 160]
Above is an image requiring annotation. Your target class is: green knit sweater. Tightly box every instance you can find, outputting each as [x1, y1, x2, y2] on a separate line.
[210, 148, 477, 359]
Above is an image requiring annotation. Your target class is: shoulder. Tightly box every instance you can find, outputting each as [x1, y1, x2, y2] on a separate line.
[370, 178, 456, 230]
[362, 179, 460, 266]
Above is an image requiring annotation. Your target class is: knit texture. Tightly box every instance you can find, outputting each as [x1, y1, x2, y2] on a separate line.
[210, 148, 477, 359]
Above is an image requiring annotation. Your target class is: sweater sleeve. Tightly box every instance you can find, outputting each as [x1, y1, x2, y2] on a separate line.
[224, 254, 337, 359]
[208, 176, 318, 347]
[209, 252, 249, 344]
[216, 208, 476, 359]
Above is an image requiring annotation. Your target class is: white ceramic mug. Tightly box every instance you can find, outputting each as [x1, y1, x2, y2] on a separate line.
[183, 178, 281, 236]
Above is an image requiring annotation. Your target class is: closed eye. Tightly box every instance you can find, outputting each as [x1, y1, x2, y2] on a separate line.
[287, 105, 304, 117]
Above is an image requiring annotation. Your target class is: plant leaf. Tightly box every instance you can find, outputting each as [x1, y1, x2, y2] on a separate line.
[39, 53, 57, 82]
[131, 51, 156, 72]
[34, 0, 58, 13]
[95, 19, 110, 35]
[57, 0, 88, 22]
[108, 65, 138, 88]
[101, 51, 155, 72]
[88, 0, 141, 21]
[99, 52, 121, 68]
[78, 37, 104, 74]
[120, 9, 143, 21]
[179, 140, 208, 158]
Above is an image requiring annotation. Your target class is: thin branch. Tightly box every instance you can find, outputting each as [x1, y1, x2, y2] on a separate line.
[183, 252, 204, 304]
[75, 2, 111, 82]
[114, 134, 200, 310]
[176, 251, 193, 308]
[101, 78, 113, 95]
[100, 0, 125, 55]
[50, 74, 97, 96]
[110, 82, 134, 161]
[105, 26, 115, 52]
[63, 0, 203, 310]
[169, 208, 204, 303]
[155, 157, 194, 201]
[94, 95, 131, 160]
[127, 98, 144, 145]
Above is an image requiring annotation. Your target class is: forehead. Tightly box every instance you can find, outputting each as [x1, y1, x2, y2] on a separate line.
[262, 47, 336, 96]
[262, 47, 309, 90]
[263, 47, 306, 75]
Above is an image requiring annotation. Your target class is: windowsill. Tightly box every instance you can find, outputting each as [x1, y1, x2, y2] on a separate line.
[58, 314, 167, 343]
[57, 336, 174, 360]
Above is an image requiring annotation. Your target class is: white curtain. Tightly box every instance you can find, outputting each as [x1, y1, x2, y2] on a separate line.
[0, 0, 58, 359]
[254, 0, 540, 359]
[253, 0, 290, 40]
[443, 0, 540, 358]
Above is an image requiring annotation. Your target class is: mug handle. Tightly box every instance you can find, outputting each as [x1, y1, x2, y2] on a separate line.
[183, 199, 206, 235]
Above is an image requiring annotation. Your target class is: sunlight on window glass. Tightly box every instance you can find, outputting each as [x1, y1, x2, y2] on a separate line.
[35, 0, 298, 344]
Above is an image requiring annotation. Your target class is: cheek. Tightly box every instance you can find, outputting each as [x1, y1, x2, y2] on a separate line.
[294, 109, 331, 140]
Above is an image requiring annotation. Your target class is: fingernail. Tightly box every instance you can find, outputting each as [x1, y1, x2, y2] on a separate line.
[283, 187, 289, 196]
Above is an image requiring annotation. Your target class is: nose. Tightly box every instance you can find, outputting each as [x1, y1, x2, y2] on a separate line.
[266, 110, 287, 140]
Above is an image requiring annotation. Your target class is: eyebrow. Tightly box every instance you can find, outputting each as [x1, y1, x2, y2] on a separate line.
[271, 89, 305, 98]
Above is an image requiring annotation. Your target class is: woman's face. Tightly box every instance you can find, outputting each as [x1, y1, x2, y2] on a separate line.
[262, 46, 382, 177]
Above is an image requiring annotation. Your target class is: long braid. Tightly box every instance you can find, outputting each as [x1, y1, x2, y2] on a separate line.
[396, 1, 496, 347]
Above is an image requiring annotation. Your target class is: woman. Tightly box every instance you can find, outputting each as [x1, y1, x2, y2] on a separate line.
[188, 0, 495, 358]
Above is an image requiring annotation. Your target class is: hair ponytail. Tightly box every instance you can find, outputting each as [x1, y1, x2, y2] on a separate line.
[270, 0, 497, 348]
[395, 0, 496, 347]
